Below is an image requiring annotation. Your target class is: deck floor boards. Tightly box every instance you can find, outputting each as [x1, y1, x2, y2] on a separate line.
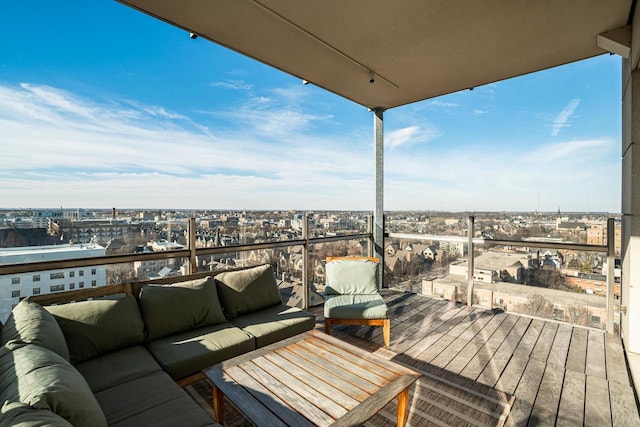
[311, 291, 640, 426]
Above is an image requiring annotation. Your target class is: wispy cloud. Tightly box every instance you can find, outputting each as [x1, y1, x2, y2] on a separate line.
[210, 79, 254, 91]
[551, 99, 580, 136]
[472, 109, 489, 115]
[0, 82, 372, 210]
[386, 125, 438, 149]
[428, 100, 459, 108]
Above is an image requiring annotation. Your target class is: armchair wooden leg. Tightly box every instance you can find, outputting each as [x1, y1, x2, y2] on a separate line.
[383, 318, 390, 347]
[324, 318, 332, 336]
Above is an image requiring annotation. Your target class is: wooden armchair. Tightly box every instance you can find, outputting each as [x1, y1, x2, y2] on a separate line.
[323, 256, 390, 346]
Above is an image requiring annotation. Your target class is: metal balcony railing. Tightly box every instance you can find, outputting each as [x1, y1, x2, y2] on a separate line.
[0, 215, 617, 332]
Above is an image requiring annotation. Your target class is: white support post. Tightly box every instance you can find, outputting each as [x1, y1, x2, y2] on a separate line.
[606, 217, 615, 334]
[374, 108, 385, 290]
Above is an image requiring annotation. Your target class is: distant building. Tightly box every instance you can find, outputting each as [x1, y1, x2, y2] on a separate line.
[48, 218, 132, 244]
[0, 243, 106, 321]
[449, 251, 527, 284]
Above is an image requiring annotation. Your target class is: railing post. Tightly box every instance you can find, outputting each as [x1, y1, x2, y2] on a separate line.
[367, 215, 374, 258]
[188, 217, 196, 274]
[302, 213, 310, 309]
[467, 215, 475, 306]
[606, 217, 615, 334]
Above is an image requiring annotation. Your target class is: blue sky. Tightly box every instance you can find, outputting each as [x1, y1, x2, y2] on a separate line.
[0, 1, 622, 212]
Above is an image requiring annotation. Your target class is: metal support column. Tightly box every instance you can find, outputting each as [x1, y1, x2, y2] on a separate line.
[188, 217, 197, 274]
[373, 108, 385, 290]
[367, 215, 374, 258]
[606, 217, 615, 334]
[302, 213, 310, 309]
[467, 215, 475, 306]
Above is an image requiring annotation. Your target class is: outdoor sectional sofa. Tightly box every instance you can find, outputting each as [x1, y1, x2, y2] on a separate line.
[0, 264, 316, 426]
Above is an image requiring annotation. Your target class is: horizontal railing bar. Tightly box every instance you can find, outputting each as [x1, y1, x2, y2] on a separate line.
[0, 233, 372, 276]
[386, 233, 608, 252]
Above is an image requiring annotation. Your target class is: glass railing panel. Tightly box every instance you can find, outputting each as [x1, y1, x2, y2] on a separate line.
[307, 238, 371, 307]
[309, 211, 371, 238]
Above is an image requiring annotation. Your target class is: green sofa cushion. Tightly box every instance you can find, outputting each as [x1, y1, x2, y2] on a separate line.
[45, 295, 145, 364]
[94, 371, 219, 427]
[0, 345, 107, 427]
[215, 264, 282, 319]
[74, 345, 162, 393]
[1, 401, 73, 427]
[325, 258, 379, 295]
[139, 276, 227, 342]
[2, 299, 69, 361]
[324, 294, 389, 320]
[230, 303, 316, 348]
[145, 323, 254, 380]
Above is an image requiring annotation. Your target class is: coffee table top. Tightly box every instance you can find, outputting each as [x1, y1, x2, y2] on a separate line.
[203, 330, 420, 426]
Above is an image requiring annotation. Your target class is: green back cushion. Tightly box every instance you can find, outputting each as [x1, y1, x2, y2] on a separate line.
[0, 345, 107, 427]
[1, 401, 74, 427]
[215, 264, 282, 319]
[45, 295, 145, 364]
[325, 259, 379, 295]
[2, 299, 70, 361]
[139, 276, 227, 342]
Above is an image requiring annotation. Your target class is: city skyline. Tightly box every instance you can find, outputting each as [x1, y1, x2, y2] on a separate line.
[0, 2, 622, 212]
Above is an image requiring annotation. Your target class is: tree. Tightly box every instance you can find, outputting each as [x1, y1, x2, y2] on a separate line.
[517, 294, 554, 318]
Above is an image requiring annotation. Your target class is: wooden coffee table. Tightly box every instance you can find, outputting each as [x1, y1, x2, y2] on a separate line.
[202, 330, 419, 427]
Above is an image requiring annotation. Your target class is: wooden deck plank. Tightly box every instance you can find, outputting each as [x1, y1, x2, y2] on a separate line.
[527, 362, 564, 426]
[444, 312, 508, 375]
[556, 370, 585, 427]
[477, 316, 531, 388]
[584, 375, 611, 426]
[585, 330, 607, 379]
[307, 294, 638, 427]
[565, 326, 588, 373]
[504, 359, 546, 427]
[530, 321, 559, 363]
[547, 323, 573, 367]
[460, 314, 519, 381]
[494, 319, 545, 395]
[605, 333, 630, 386]
[609, 379, 640, 426]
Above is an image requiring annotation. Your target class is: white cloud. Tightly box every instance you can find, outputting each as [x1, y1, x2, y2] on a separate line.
[473, 109, 489, 115]
[386, 125, 438, 149]
[551, 99, 580, 136]
[428, 101, 459, 108]
[210, 80, 254, 91]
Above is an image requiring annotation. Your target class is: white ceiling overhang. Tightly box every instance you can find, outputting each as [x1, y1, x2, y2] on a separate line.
[117, 0, 632, 110]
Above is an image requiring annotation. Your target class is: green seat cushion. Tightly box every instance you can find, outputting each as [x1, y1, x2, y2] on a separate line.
[325, 259, 379, 295]
[0, 345, 107, 427]
[0, 401, 73, 427]
[215, 264, 282, 319]
[2, 299, 69, 361]
[324, 294, 389, 320]
[139, 276, 226, 342]
[94, 370, 219, 427]
[145, 323, 254, 380]
[46, 295, 145, 364]
[230, 303, 316, 348]
[74, 345, 162, 393]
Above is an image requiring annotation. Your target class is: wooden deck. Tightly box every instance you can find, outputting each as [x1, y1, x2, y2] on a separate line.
[311, 291, 640, 427]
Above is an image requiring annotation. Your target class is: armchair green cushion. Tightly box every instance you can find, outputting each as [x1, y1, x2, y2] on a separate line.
[2, 299, 70, 361]
[325, 259, 379, 295]
[215, 264, 282, 319]
[46, 295, 145, 364]
[139, 276, 227, 342]
[324, 294, 389, 320]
